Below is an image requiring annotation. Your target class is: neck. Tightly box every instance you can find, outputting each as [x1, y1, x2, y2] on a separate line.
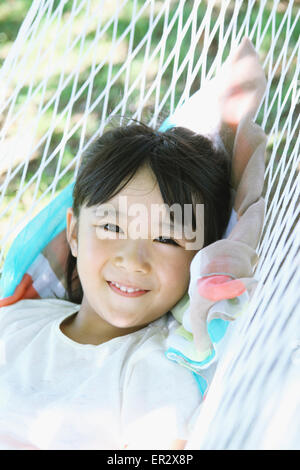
[61, 297, 144, 345]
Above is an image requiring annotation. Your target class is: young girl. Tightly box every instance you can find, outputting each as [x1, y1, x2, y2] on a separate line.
[0, 122, 232, 450]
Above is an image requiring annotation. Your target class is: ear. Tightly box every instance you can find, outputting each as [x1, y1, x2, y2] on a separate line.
[66, 207, 78, 257]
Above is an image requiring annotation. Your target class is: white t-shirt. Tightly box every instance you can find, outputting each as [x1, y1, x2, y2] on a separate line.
[0, 298, 203, 450]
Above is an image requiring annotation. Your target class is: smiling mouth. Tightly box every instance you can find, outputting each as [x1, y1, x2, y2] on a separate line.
[107, 281, 149, 297]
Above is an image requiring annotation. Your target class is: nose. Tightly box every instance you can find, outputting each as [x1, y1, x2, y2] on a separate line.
[113, 240, 151, 274]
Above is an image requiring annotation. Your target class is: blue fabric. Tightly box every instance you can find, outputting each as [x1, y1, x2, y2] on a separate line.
[0, 182, 74, 298]
[191, 372, 208, 398]
[158, 117, 174, 132]
[165, 346, 216, 369]
[208, 318, 230, 343]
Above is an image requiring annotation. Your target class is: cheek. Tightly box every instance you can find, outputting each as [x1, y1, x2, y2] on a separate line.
[76, 228, 107, 274]
[159, 252, 192, 293]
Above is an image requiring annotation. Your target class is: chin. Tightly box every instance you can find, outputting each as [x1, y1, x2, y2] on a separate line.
[108, 315, 141, 329]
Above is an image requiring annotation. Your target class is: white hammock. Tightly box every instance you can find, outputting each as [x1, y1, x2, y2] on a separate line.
[0, 0, 299, 450]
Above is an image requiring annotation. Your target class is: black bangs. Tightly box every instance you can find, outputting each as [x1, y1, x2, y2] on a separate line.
[148, 156, 199, 232]
[73, 132, 155, 216]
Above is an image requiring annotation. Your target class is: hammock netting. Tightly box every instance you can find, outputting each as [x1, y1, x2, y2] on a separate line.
[0, 0, 299, 449]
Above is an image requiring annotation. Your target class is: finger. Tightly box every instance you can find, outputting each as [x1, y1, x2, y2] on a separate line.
[189, 290, 215, 355]
[197, 275, 246, 301]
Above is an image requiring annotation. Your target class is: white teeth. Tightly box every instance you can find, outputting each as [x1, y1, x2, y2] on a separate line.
[111, 281, 142, 293]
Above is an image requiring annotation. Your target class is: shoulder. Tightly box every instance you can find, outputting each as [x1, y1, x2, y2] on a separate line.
[0, 298, 80, 330]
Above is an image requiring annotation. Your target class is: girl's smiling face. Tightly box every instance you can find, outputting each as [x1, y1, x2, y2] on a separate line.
[66, 165, 200, 343]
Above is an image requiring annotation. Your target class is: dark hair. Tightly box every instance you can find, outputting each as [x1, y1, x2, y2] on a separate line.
[66, 121, 232, 303]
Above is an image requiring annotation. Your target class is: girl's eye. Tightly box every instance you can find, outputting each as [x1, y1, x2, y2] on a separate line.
[98, 224, 179, 246]
[101, 223, 121, 233]
[155, 236, 179, 246]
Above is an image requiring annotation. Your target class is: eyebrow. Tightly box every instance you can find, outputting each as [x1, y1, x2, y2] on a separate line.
[92, 207, 176, 229]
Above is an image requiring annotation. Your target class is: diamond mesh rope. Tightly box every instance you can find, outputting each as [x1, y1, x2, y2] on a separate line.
[0, 0, 299, 449]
